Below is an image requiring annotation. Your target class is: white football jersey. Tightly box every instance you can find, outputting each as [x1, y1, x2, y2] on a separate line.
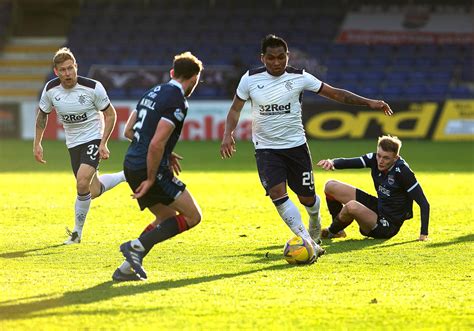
[39, 76, 111, 148]
[236, 66, 323, 149]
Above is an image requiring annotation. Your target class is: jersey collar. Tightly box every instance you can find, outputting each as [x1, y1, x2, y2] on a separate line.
[169, 79, 185, 96]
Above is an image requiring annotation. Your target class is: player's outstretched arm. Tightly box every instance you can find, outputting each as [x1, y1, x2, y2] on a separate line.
[317, 159, 335, 171]
[318, 83, 393, 116]
[406, 178, 430, 241]
[99, 104, 117, 160]
[220, 96, 245, 159]
[33, 109, 48, 164]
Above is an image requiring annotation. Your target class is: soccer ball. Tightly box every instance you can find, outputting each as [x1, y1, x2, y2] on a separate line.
[283, 236, 315, 265]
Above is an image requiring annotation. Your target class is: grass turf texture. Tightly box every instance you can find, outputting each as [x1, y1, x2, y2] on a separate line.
[0, 139, 473, 330]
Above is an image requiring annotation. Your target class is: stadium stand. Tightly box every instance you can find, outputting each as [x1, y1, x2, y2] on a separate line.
[0, 0, 472, 102]
[0, 1, 12, 50]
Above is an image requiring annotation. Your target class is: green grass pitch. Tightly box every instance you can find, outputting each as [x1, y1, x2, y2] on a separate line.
[0, 139, 473, 330]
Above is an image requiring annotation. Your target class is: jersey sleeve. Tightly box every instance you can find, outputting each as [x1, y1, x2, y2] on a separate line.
[333, 153, 374, 169]
[38, 85, 53, 113]
[160, 92, 185, 127]
[399, 165, 418, 193]
[93, 81, 111, 111]
[302, 71, 323, 93]
[160, 107, 184, 127]
[399, 166, 430, 235]
[235, 71, 250, 101]
[361, 152, 377, 168]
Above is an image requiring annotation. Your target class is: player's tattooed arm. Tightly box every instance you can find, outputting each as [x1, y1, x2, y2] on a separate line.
[35, 110, 48, 130]
[33, 110, 49, 164]
[319, 83, 393, 116]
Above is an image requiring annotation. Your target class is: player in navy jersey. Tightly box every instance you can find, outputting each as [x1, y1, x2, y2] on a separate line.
[113, 52, 203, 281]
[34, 47, 125, 245]
[317, 135, 430, 241]
[220, 35, 393, 260]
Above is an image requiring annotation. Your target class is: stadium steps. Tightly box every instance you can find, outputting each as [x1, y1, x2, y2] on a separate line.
[0, 37, 65, 102]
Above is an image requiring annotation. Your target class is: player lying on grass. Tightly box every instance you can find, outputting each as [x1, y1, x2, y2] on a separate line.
[113, 52, 204, 281]
[34, 47, 125, 245]
[317, 135, 430, 241]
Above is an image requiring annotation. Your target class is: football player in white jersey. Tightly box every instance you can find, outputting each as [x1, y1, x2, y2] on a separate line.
[220, 35, 393, 261]
[33, 47, 126, 245]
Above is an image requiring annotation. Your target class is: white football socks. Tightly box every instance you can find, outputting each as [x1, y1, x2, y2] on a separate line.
[119, 261, 133, 274]
[131, 239, 145, 251]
[305, 195, 322, 241]
[275, 198, 313, 243]
[74, 192, 91, 237]
[99, 170, 126, 194]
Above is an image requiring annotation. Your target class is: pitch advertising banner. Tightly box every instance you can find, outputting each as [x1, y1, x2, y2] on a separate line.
[21, 101, 252, 141]
[20, 100, 473, 141]
[301, 101, 473, 140]
[433, 100, 474, 141]
[301, 102, 440, 139]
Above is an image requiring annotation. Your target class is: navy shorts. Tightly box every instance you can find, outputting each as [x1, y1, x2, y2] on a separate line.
[255, 143, 315, 197]
[68, 139, 101, 177]
[356, 189, 402, 239]
[124, 166, 186, 210]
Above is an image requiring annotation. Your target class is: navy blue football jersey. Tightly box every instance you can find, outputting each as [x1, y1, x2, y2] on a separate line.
[124, 80, 188, 170]
[361, 153, 418, 224]
[334, 153, 419, 224]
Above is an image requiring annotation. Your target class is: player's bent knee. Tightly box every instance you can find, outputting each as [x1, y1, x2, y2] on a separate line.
[76, 179, 91, 193]
[298, 195, 315, 207]
[186, 210, 202, 228]
[344, 200, 359, 215]
[90, 191, 100, 199]
[324, 180, 338, 194]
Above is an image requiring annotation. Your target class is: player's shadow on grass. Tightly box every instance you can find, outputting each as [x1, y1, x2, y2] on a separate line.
[253, 239, 415, 257]
[0, 244, 64, 259]
[426, 234, 474, 248]
[0, 263, 292, 321]
[322, 238, 420, 254]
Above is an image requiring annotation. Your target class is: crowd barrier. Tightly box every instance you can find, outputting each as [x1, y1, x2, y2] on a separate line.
[1, 99, 472, 141]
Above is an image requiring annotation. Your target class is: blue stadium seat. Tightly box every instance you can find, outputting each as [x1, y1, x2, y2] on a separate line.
[109, 88, 127, 100]
[449, 86, 473, 99]
[429, 71, 453, 82]
[358, 86, 379, 97]
[360, 71, 385, 82]
[61, 1, 463, 102]
[426, 84, 448, 96]
[403, 84, 426, 100]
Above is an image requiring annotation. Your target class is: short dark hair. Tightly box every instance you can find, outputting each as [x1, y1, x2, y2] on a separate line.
[261, 34, 288, 54]
[378, 135, 402, 155]
[173, 52, 203, 79]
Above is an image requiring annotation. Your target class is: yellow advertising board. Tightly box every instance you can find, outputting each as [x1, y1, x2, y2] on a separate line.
[433, 100, 474, 141]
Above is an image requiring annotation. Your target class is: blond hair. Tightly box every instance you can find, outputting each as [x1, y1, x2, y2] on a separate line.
[378, 135, 402, 155]
[53, 47, 76, 68]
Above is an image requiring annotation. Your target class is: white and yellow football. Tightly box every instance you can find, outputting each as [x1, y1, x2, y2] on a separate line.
[283, 236, 315, 265]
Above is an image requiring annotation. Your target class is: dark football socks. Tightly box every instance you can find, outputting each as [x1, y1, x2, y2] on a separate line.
[139, 215, 189, 253]
[140, 223, 156, 237]
[328, 216, 347, 234]
[326, 193, 343, 219]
